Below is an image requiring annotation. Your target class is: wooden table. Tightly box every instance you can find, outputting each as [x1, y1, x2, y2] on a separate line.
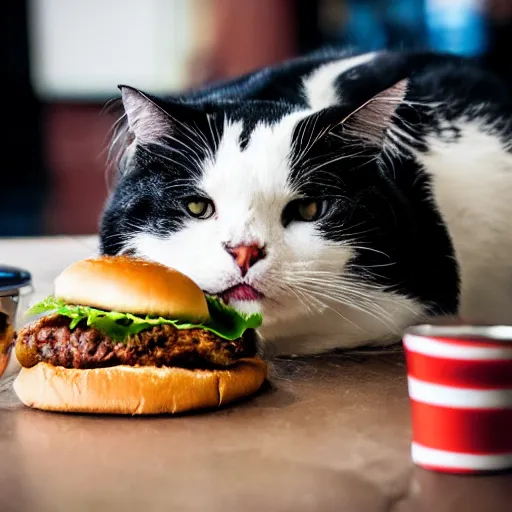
[1, 237, 511, 512]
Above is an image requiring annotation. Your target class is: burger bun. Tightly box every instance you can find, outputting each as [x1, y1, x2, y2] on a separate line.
[13, 358, 267, 415]
[54, 256, 210, 322]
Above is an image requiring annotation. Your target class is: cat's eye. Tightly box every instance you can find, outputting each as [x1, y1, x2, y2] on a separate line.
[297, 201, 319, 221]
[185, 198, 215, 219]
[282, 198, 328, 226]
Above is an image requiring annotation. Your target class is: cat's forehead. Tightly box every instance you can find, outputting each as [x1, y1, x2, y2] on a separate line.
[200, 112, 309, 201]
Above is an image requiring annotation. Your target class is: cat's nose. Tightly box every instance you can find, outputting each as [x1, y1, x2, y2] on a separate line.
[225, 244, 266, 277]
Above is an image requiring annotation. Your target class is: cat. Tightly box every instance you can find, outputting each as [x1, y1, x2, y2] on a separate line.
[100, 49, 512, 357]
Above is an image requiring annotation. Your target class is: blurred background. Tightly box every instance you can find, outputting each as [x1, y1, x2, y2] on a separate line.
[2, 0, 512, 238]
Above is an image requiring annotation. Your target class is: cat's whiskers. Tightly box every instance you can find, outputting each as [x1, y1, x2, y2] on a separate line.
[278, 271, 382, 295]
[273, 275, 345, 319]
[100, 218, 153, 250]
[299, 147, 373, 181]
[288, 278, 393, 318]
[291, 112, 322, 167]
[141, 143, 204, 181]
[298, 146, 350, 168]
[192, 120, 216, 157]
[380, 147, 398, 180]
[276, 267, 416, 308]
[159, 135, 207, 171]
[206, 114, 220, 152]
[281, 273, 388, 305]
[296, 287, 330, 316]
[291, 283, 371, 332]
[263, 279, 319, 316]
[100, 231, 136, 244]
[301, 113, 321, 159]
[162, 176, 199, 187]
[293, 114, 309, 163]
[288, 286, 318, 316]
[345, 244, 392, 260]
[161, 110, 215, 161]
[285, 279, 397, 330]
[287, 271, 421, 317]
[327, 224, 377, 240]
[295, 137, 364, 175]
[144, 141, 199, 170]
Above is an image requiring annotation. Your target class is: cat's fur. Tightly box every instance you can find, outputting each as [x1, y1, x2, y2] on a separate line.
[100, 50, 512, 356]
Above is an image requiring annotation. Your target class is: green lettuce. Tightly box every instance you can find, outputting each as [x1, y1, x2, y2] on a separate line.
[28, 295, 262, 342]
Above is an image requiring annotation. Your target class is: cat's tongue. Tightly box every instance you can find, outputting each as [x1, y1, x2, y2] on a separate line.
[220, 284, 263, 302]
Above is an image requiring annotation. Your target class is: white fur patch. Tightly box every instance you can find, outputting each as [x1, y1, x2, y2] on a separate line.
[302, 52, 379, 110]
[417, 118, 512, 325]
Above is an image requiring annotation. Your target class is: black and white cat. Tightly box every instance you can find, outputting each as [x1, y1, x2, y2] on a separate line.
[100, 50, 512, 356]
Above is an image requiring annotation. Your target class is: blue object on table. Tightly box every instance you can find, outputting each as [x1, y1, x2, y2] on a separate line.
[0, 266, 32, 294]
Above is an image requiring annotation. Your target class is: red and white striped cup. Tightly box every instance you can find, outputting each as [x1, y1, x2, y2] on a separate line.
[403, 324, 512, 474]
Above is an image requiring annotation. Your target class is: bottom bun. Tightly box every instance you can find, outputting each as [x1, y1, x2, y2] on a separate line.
[13, 358, 267, 415]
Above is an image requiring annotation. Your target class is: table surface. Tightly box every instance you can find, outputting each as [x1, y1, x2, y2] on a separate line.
[1, 237, 511, 512]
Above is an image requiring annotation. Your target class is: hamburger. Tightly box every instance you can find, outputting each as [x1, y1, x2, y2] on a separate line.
[13, 256, 266, 414]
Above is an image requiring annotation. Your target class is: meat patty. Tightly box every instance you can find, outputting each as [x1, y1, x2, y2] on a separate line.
[15, 314, 258, 370]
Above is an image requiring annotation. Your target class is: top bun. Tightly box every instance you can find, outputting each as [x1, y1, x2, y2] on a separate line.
[54, 256, 210, 322]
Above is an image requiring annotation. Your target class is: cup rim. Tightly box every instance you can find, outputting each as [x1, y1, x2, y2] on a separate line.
[405, 324, 512, 342]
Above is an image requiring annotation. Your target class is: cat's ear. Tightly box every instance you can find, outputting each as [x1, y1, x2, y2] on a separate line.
[336, 79, 408, 147]
[118, 85, 171, 144]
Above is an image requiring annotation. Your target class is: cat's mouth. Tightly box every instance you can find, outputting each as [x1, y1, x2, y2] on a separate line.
[214, 284, 264, 303]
